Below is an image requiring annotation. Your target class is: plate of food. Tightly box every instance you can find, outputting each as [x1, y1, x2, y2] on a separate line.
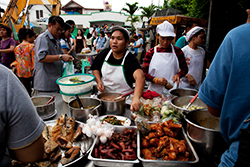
[29, 114, 95, 167]
[98, 115, 131, 126]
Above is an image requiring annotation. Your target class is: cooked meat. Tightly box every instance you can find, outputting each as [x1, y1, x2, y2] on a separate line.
[61, 146, 81, 165]
[56, 135, 73, 149]
[44, 139, 58, 154]
[72, 126, 82, 142]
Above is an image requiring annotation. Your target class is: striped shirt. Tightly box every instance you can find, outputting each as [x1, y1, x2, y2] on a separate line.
[142, 45, 188, 82]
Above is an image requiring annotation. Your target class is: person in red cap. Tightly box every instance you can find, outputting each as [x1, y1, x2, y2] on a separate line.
[142, 21, 188, 95]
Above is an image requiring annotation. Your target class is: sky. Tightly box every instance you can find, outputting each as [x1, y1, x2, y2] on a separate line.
[1, 0, 165, 15]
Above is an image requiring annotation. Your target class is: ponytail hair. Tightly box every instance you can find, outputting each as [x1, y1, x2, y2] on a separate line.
[18, 27, 36, 41]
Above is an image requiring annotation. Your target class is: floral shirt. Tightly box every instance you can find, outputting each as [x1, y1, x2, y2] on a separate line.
[13, 43, 35, 78]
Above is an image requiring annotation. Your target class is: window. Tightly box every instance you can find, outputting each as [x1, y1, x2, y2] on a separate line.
[36, 10, 39, 19]
[40, 10, 43, 18]
[36, 10, 44, 19]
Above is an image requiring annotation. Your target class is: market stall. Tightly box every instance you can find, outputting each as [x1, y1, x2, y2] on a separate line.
[17, 81, 228, 167]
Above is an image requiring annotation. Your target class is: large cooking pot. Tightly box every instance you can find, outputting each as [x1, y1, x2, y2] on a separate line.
[170, 95, 207, 113]
[169, 88, 198, 97]
[97, 93, 126, 115]
[184, 109, 228, 155]
[31, 95, 56, 119]
[68, 97, 101, 123]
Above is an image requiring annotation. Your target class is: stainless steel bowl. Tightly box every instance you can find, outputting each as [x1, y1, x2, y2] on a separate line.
[68, 97, 102, 123]
[184, 109, 228, 155]
[97, 93, 126, 115]
[31, 95, 56, 119]
[170, 95, 207, 113]
[169, 88, 198, 97]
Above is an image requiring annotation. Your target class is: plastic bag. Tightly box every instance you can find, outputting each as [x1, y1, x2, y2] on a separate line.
[62, 61, 74, 76]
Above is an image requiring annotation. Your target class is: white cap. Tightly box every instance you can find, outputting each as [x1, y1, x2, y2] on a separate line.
[156, 21, 176, 37]
[186, 26, 204, 42]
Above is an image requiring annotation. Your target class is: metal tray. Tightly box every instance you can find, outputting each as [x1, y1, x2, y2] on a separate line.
[88, 126, 139, 167]
[77, 52, 97, 59]
[138, 126, 199, 167]
[44, 120, 96, 167]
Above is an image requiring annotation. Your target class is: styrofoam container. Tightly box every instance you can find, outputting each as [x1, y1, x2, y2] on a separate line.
[60, 89, 93, 103]
[56, 74, 95, 94]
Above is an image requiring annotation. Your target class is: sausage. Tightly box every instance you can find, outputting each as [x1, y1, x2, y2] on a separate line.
[110, 141, 121, 150]
[119, 142, 126, 150]
[123, 129, 133, 135]
[94, 147, 99, 158]
[132, 140, 137, 148]
[106, 152, 117, 159]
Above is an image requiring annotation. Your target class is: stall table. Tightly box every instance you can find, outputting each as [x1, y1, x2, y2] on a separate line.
[36, 92, 221, 167]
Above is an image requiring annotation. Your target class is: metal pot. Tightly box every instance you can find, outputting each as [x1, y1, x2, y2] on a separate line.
[68, 97, 102, 123]
[169, 88, 198, 97]
[31, 95, 56, 119]
[184, 109, 228, 155]
[170, 95, 207, 113]
[97, 93, 126, 115]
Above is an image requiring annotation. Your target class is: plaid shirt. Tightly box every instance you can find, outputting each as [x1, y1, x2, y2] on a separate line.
[142, 45, 188, 82]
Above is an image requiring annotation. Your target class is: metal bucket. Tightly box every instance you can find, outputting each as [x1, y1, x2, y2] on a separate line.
[184, 109, 228, 155]
[97, 93, 126, 115]
[68, 97, 102, 123]
[31, 95, 56, 119]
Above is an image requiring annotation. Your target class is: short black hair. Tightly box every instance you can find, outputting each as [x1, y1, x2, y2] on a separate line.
[133, 35, 138, 39]
[87, 33, 92, 39]
[100, 30, 105, 37]
[0, 24, 12, 37]
[18, 27, 36, 40]
[66, 20, 75, 26]
[49, 16, 64, 27]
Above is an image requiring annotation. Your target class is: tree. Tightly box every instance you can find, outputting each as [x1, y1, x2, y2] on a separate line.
[121, 2, 139, 32]
[140, 4, 159, 21]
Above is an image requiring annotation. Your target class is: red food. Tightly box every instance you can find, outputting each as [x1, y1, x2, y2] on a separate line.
[142, 90, 159, 99]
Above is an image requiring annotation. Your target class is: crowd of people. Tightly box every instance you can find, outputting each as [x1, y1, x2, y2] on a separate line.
[0, 9, 250, 166]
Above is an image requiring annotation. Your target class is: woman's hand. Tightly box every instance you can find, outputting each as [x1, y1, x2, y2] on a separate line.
[154, 77, 168, 85]
[186, 73, 197, 86]
[172, 74, 180, 85]
[130, 97, 141, 112]
[96, 82, 105, 92]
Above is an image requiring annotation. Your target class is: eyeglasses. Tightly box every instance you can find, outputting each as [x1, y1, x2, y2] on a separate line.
[52, 25, 63, 32]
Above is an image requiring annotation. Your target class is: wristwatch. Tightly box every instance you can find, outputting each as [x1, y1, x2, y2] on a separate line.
[59, 54, 63, 60]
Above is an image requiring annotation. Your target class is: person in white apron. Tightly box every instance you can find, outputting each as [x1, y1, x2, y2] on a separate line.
[142, 21, 188, 95]
[92, 26, 145, 112]
[179, 26, 206, 90]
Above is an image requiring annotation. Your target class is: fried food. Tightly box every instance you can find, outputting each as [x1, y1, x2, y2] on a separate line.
[141, 120, 190, 161]
[72, 126, 82, 142]
[142, 148, 156, 160]
[44, 139, 58, 154]
[61, 146, 81, 165]
[56, 135, 73, 149]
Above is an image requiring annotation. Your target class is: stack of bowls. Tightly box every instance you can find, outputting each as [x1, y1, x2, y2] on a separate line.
[56, 74, 95, 103]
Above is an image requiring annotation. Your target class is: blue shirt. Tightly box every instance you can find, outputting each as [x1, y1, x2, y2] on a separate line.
[199, 23, 250, 166]
[96, 36, 106, 49]
[175, 35, 187, 49]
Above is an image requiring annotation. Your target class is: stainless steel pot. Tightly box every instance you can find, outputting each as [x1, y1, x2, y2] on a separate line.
[68, 97, 102, 123]
[170, 95, 207, 113]
[169, 88, 198, 97]
[184, 109, 228, 155]
[31, 95, 56, 119]
[97, 93, 126, 115]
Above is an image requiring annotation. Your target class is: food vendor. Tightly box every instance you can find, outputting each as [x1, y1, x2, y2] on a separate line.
[142, 21, 188, 95]
[91, 26, 145, 112]
[179, 26, 206, 90]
